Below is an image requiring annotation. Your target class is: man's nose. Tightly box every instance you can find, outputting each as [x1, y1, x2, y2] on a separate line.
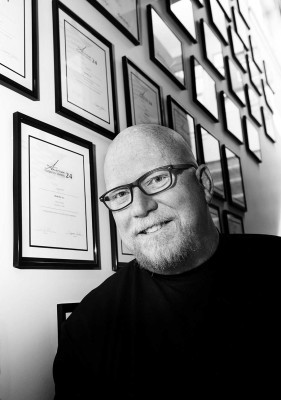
[130, 187, 158, 217]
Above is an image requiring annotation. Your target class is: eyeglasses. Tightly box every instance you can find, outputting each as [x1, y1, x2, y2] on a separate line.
[99, 163, 197, 211]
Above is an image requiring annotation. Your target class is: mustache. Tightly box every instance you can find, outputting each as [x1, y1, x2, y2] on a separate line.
[133, 215, 173, 235]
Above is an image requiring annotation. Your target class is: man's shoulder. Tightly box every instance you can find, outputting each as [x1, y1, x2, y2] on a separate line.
[221, 232, 281, 251]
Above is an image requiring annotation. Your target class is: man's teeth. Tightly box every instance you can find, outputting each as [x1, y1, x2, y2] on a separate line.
[144, 223, 164, 234]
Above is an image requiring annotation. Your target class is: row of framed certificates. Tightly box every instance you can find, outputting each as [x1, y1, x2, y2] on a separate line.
[0, 1, 275, 141]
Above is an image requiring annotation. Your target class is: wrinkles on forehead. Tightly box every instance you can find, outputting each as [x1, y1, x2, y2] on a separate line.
[104, 124, 197, 188]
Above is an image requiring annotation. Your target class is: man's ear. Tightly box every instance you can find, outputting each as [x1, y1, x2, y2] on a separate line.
[195, 164, 214, 203]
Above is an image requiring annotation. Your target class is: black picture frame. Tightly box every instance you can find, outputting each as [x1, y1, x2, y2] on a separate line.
[232, 5, 249, 50]
[228, 26, 247, 73]
[245, 84, 262, 127]
[198, 125, 225, 199]
[57, 302, 79, 339]
[52, 0, 119, 139]
[0, 0, 39, 100]
[13, 112, 100, 269]
[87, 0, 141, 45]
[110, 214, 134, 271]
[249, 35, 263, 73]
[220, 91, 243, 144]
[122, 56, 165, 126]
[166, 0, 197, 43]
[223, 210, 245, 234]
[243, 115, 262, 162]
[261, 106, 276, 143]
[190, 56, 219, 122]
[225, 55, 246, 107]
[167, 95, 199, 162]
[207, 0, 229, 45]
[147, 5, 186, 90]
[246, 54, 262, 96]
[209, 203, 222, 232]
[200, 19, 225, 79]
[262, 79, 275, 113]
[221, 145, 247, 211]
[236, 0, 250, 29]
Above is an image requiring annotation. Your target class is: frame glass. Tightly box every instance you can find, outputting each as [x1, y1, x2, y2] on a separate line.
[246, 54, 262, 96]
[262, 106, 276, 143]
[220, 91, 243, 143]
[223, 210, 245, 234]
[225, 55, 246, 107]
[147, 5, 186, 89]
[232, 5, 249, 50]
[191, 56, 219, 122]
[122, 56, 164, 126]
[87, 0, 141, 45]
[245, 84, 262, 127]
[222, 145, 247, 210]
[209, 203, 222, 232]
[13, 112, 100, 269]
[110, 214, 134, 271]
[0, 0, 39, 100]
[200, 19, 225, 79]
[166, 0, 196, 43]
[207, 0, 228, 44]
[167, 95, 198, 162]
[217, 0, 232, 20]
[198, 125, 225, 199]
[57, 302, 79, 338]
[262, 79, 275, 113]
[228, 26, 247, 73]
[52, 0, 118, 138]
[243, 116, 262, 162]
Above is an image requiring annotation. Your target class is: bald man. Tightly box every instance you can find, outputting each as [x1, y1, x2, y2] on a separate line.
[53, 125, 280, 399]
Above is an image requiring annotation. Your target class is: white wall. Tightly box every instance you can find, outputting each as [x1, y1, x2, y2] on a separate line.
[1, 0, 281, 399]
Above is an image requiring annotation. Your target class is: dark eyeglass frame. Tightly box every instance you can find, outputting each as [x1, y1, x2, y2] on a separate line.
[99, 163, 197, 211]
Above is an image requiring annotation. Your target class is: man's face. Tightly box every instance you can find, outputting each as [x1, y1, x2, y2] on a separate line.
[105, 136, 208, 274]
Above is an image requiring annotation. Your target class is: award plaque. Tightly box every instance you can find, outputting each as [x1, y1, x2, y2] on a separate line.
[0, 0, 39, 99]
[13, 112, 100, 269]
[52, 0, 118, 138]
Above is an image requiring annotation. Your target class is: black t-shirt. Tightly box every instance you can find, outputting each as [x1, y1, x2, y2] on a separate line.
[53, 234, 280, 399]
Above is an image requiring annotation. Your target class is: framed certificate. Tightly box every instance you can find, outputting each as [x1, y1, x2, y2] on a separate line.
[147, 5, 186, 90]
[0, 0, 39, 100]
[122, 56, 164, 126]
[223, 210, 245, 234]
[207, 0, 228, 45]
[52, 0, 118, 139]
[228, 26, 247, 73]
[231, 5, 249, 50]
[217, 0, 232, 21]
[167, 95, 198, 162]
[198, 125, 225, 200]
[166, 0, 197, 43]
[249, 35, 263, 73]
[236, 0, 250, 28]
[200, 19, 225, 79]
[225, 55, 246, 107]
[262, 79, 275, 113]
[87, 0, 141, 45]
[243, 116, 262, 163]
[209, 204, 222, 232]
[246, 54, 262, 96]
[245, 84, 262, 127]
[262, 106, 276, 143]
[57, 302, 79, 338]
[13, 112, 100, 269]
[191, 56, 219, 122]
[220, 91, 243, 143]
[110, 214, 134, 271]
[222, 145, 247, 211]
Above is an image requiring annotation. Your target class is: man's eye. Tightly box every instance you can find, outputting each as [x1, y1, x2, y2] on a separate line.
[146, 174, 169, 186]
[111, 190, 129, 200]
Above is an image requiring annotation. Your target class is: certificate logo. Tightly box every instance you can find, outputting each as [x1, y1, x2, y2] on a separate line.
[45, 160, 73, 179]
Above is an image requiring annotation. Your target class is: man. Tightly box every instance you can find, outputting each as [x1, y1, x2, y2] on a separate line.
[53, 124, 279, 399]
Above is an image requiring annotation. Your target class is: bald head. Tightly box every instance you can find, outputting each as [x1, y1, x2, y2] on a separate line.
[104, 124, 197, 190]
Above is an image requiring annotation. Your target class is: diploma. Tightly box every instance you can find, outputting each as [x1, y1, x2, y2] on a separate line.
[0, 0, 25, 76]
[130, 72, 161, 124]
[64, 21, 110, 123]
[173, 108, 192, 144]
[96, 0, 139, 40]
[29, 136, 88, 251]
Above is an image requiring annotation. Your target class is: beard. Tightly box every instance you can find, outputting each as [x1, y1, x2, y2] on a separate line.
[124, 222, 201, 274]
